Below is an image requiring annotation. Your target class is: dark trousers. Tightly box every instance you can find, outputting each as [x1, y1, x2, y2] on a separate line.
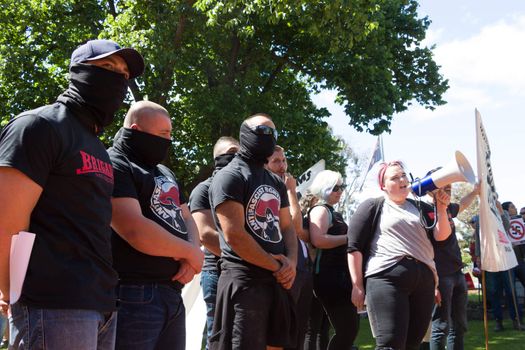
[304, 294, 330, 350]
[430, 270, 468, 350]
[366, 257, 435, 350]
[313, 268, 359, 350]
[486, 270, 522, 321]
[286, 269, 314, 350]
[514, 259, 525, 295]
[210, 266, 295, 350]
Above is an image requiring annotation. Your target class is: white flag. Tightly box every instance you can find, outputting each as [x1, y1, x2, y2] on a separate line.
[476, 109, 517, 271]
[10, 231, 36, 304]
[296, 159, 325, 197]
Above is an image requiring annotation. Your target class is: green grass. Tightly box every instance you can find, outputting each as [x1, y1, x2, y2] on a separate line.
[354, 317, 525, 350]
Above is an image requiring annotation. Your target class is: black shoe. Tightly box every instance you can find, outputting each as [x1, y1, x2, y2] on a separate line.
[513, 319, 525, 331]
[495, 319, 504, 332]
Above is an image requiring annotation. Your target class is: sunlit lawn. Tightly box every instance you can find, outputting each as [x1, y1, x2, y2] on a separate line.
[3, 291, 524, 350]
[354, 317, 525, 350]
[2, 318, 523, 350]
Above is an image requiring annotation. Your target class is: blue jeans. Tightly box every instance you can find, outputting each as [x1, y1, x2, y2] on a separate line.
[486, 270, 522, 321]
[201, 270, 219, 350]
[0, 313, 6, 341]
[116, 283, 185, 350]
[430, 271, 468, 350]
[9, 302, 116, 350]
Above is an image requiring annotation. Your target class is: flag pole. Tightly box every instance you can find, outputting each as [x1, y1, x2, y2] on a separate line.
[379, 134, 384, 161]
[482, 269, 489, 349]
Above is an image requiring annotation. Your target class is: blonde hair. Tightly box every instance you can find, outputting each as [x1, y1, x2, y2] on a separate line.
[309, 170, 342, 203]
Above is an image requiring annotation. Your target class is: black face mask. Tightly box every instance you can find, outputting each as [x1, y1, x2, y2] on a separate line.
[238, 122, 276, 163]
[214, 153, 236, 169]
[57, 63, 128, 130]
[114, 128, 172, 167]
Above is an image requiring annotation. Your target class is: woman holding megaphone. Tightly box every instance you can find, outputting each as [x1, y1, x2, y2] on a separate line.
[347, 161, 451, 350]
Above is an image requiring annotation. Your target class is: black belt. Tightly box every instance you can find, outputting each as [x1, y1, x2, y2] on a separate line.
[119, 280, 183, 291]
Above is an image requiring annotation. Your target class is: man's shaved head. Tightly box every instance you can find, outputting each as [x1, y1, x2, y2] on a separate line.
[213, 136, 240, 158]
[124, 101, 169, 128]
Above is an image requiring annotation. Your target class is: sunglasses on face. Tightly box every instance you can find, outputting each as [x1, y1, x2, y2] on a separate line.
[250, 125, 278, 140]
[332, 184, 346, 192]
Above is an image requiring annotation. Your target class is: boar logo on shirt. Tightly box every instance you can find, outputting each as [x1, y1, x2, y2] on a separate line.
[246, 185, 282, 242]
[151, 176, 187, 234]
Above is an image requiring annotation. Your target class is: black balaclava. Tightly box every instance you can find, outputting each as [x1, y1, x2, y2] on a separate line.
[57, 63, 128, 131]
[214, 153, 236, 169]
[114, 127, 171, 167]
[237, 122, 276, 164]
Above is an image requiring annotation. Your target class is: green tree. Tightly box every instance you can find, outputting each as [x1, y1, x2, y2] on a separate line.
[0, 0, 448, 190]
[452, 182, 479, 266]
[452, 182, 479, 231]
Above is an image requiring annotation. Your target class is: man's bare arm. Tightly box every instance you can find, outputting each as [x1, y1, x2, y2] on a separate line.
[111, 197, 203, 273]
[192, 209, 221, 256]
[215, 200, 281, 272]
[279, 206, 298, 267]
[181, 203, 200, 248]
[0, 168, 43, 301]
[284, 174, 309, 242]
[459, 183, 480, 213]
[272, 206, 297, 289]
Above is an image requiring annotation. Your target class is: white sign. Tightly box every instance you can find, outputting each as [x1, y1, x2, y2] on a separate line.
[509, 218, 525, 245]
[10, 231, 36, 304]
[476, 109, 517, 272]
[296, 159, 325, 196]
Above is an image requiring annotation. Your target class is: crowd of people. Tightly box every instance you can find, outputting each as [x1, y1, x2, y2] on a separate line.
[0, 38, 524, 350]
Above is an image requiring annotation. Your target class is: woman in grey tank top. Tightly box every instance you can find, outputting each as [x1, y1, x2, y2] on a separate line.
[347, 161, 451, 350]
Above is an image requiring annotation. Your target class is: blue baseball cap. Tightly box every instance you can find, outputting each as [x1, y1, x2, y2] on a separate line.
[70, 39, 145, 79]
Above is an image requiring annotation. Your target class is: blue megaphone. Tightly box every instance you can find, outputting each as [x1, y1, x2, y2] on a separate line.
[411, 151, 476, 197]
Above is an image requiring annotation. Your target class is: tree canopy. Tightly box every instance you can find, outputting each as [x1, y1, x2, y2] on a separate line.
[0, 0, 448, 189]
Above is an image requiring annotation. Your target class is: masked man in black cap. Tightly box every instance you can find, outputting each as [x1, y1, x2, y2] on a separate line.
[0, 39, 144, 349]
[109, 100, 203, 350]
[209, 113, 298, 350]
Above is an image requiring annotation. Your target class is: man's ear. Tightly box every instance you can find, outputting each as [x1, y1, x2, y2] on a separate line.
[129, 123, 139, 130]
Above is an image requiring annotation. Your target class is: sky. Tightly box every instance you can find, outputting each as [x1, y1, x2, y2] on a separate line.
[312, 0, 525, 207]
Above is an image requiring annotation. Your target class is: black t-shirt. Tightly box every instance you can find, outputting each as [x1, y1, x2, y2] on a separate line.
[312, 205, 348, 272]
[0, 103, 117, 311]
[209, 156, 289, 269]
[108, 146, 189, 283]
[423, 203, 462, 276]
[189, 176, 219, 272]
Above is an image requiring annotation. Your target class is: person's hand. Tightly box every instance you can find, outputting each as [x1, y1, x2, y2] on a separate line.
[172, 260, 198, 284]
[472, 181, 481, 196]
[0, 298, 9, 317]
[496, 200, 503, 215]
[271, 254, 296, 289]
[351, 284, 366, 310]
[435, 288, 442, 306]
[179, 246, 204, 275]
[434, 188, 450, 208]
[284, 173, 297, 193]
